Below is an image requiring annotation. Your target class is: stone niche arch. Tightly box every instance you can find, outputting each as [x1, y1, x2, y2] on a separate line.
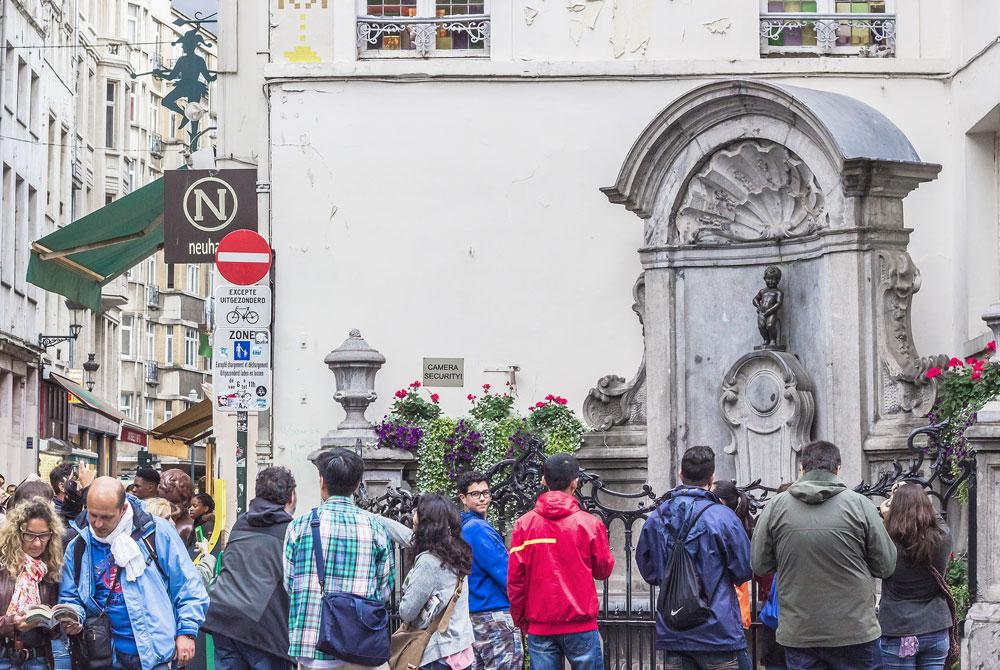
[585, 79, 945, 490]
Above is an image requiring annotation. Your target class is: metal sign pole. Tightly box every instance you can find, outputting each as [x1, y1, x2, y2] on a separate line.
[236, 410, 248, 516]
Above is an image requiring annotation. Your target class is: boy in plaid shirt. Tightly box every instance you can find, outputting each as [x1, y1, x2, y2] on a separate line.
[284, 448, 394, 670]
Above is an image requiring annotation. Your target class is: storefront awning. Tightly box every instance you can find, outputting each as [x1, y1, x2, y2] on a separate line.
[26, 178, 164, 312]
[149, 399, 212, 458]
[48, 372, 125, 423]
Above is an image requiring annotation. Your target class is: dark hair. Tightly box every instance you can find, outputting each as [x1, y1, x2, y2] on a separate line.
[800, 441, 841, 474]
[885, 483, 944, 566]
[543, 453, 580, 492]
[193, 492, 215, 513]
[456, 471, 489, 496]
[711, 479, 753, 537]
[256, 466, 296, 505]
[135, 468, 161, 486]
[681, 446, 715, 486]
[412, 494, 472, 577]
[319, 448, 364, 497]
[49, 463, 74, 491]
[9, 480, 55, 509]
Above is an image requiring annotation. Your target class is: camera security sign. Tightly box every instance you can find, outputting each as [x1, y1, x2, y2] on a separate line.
[164, 169, 258, 263]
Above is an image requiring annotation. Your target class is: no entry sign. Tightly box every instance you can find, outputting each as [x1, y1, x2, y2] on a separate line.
[215, 230, 272, 285]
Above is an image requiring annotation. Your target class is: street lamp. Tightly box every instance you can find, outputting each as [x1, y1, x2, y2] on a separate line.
[82, 354, 100, 392]
[39, 302, 85, 349]
[187, 389, 199, 405]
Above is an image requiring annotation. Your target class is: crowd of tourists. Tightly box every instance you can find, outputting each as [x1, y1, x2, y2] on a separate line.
[0, 438, 958, 670]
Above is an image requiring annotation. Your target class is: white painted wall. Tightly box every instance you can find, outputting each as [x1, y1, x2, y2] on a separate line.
[215, 0, 1000, 506]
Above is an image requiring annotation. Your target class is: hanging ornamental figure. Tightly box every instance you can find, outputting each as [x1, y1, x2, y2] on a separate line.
[133, 13, 217, 150]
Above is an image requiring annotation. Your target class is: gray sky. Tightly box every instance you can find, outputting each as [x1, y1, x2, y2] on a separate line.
[172, 0, 218, 32]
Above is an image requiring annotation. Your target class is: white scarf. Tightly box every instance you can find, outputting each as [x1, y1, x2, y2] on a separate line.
[91, 504, 146, 582]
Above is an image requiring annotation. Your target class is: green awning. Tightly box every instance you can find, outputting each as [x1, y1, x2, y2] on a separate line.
[49, 372, 125, 422]
[27, 178, 164, 311]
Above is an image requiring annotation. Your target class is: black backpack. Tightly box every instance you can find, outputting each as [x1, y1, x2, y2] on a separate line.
[655, 500, 718, 631]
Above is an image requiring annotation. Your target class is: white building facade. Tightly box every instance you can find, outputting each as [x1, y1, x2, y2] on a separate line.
[216, 1, 999, 495]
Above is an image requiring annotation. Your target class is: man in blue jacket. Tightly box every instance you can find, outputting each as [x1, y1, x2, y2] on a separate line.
[636, 446, 753, 670]
[457, 471, 524, 670]
[59, 476, 209, 670]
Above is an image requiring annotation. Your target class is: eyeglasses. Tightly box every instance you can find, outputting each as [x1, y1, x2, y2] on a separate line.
[21, 531, 53, 544]
[463, 490, 491, 500]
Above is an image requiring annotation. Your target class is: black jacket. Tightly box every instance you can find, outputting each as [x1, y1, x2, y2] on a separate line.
[202, 497, 293, 661]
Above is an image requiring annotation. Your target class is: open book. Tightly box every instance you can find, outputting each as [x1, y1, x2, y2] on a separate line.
[22, 604, 80, 628]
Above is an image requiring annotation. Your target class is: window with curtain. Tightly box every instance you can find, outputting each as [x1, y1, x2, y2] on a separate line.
[184, 328, 197, 367]
[760, 0, 894, 55]
[359, 0, 490, 57]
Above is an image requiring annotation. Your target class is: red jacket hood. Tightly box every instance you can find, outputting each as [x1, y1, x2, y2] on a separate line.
[534, 491, 580, 520]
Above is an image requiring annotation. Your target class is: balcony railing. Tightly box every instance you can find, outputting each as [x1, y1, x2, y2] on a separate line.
[145, 361, 159, 385]
[151, 51, 163, 71]
[760, 13, 895, 56]
[357, 14, 490, 58]
[150, 132, 164, 158]
[146, 284, 160, 309]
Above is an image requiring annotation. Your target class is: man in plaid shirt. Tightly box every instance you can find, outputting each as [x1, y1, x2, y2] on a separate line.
[284, 448, 394, 670]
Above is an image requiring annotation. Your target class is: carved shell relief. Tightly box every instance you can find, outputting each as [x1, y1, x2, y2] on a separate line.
[674, 140, 828, 245]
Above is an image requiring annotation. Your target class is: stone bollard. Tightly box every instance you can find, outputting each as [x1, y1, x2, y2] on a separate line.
[313, 330, 413, 497]
[962, 422, 1000, 668]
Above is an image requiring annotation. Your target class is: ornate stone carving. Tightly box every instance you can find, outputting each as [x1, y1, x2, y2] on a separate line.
[720, 350, 815, 486]
[875, 251, 948, 417]
[584, 274, 647, 430]
[674, 140, 827, 245]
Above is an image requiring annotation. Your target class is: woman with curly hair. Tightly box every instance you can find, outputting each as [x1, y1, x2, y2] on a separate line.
[879, 482, 954, 670]
[399, 493, 475, 670]
[0, 498, 65, 669]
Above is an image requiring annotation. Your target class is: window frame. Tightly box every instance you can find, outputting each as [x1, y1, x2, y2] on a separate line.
[165, 326, 173, 364]
[120, 392, 133, 419]
[357, 0, 491, 59]
[759, 0, 896, 57]
[184, 328, 198, 367]
[186, 264, 199, 293]
[105, 80, 118, 149]
[121, 314, 134, 357]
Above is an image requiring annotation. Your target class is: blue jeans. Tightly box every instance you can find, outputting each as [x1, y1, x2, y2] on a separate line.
[214, 633, 291, 670]
[663, 648, 754, 670]
[51, 634, 71, 670]
[113, 650, 173, 670]
[527, 630, 603, 670]
[786, 640, 884, 670]
[879, 630, 949, 670]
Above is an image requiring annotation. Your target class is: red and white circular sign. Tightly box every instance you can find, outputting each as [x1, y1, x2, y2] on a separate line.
[215, 230, 272, 286]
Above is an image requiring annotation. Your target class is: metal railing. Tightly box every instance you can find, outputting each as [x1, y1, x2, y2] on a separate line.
[360, 423, 973, 667]
[760, 12, 896, 56]
[150, 132, 164, 158]
[145, 361, 159, 385]
[357, 14, 490, 58]
[146, 284, 160, 308]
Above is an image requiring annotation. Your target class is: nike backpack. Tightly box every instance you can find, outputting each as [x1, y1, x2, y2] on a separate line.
[655, 501, 717, 631]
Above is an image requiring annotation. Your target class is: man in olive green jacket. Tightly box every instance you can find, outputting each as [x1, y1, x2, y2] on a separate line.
[751, 440, 897, 670]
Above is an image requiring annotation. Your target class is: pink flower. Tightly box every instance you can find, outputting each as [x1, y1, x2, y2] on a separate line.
[467, 394, 476, 401]
[556, 397, 568, 405]
[394, 389, 407, 399]
[545, 394, 555, 401]
[535, 401, 545, 408]
[430, 393, 440, 404]
[972, 370, 983, 381]
[948, 357, 963, 368]
[505, 381, 511, 386]
[967, 356, 979, 366]
[482, 384, 491, 391]
[989, 341, 997, 353]
[529, 406, 536, 412]
[925, 367, 943, 379]
[974, 359, 986, 372]
[410, 380, 422, 389]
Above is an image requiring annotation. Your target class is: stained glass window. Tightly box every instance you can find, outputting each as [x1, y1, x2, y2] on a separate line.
[361, 0, 489, 53]
[367, 0, 418, 50]
[834, 1, 886, 46]
[766, 1, 818, 47]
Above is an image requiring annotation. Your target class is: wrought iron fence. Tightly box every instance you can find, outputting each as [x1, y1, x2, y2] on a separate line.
[359, 423, 974, 668]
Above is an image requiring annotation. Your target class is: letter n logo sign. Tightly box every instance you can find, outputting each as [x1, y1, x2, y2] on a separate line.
[183, 176, 239, 232]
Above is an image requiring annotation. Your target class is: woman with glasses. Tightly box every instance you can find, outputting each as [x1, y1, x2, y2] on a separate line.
[0, 498, 65, 669]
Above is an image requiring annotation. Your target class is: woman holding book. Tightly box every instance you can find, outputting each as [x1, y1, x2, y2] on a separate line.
[0, 498, 66, 669]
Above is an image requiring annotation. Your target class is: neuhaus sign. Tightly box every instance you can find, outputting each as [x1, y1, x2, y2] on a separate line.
[164, 169, 258, 263]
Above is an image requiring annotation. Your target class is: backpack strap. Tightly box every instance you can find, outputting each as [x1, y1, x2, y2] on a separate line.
[310, 508, 326, 589]
[72, 527, 166, 588]
[72, 536, 86, 585]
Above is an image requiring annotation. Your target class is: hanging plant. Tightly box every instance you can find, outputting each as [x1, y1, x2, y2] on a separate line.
[528, 394, 585, 456]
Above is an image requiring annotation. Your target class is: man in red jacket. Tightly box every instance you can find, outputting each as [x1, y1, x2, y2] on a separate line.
[507, 453, 615, 670]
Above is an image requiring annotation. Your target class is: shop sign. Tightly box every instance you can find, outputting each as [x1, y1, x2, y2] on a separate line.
[164, 169, 258, 263]
[120, 426, 148, 447]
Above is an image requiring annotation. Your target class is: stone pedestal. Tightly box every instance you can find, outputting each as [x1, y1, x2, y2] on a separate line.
[963, 423, 1000, 666]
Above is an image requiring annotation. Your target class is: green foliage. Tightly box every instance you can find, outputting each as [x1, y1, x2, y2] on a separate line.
[474, 416, 527, 473]
[946, 553, 971, 623]
[416, 417, 456, 496]
[390, 382, 442, 423]
[469, 385, 516, 423]
[528, 397, 586, 456]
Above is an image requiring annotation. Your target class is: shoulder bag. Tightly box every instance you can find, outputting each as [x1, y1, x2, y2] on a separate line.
[310, 509, 391, 666]
[390, 578, 463, 670]
[930, 565, 961, 670]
